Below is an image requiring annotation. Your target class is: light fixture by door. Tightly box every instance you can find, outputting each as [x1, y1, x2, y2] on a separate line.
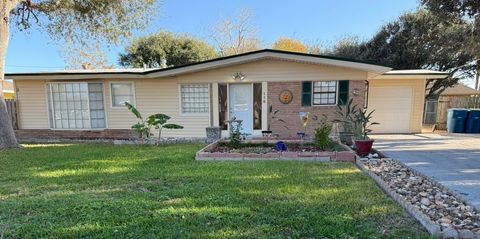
[232, 72, 246, 81]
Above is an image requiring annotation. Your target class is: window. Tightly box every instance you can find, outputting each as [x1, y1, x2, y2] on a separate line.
[180, 84, 209, 113]
[47, 83, 106, 129]
[313, 81, 338, 105]
[111, 83, 134, 107]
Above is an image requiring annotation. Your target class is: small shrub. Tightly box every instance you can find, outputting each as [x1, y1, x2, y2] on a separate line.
[228, 119, 244, 148]
[314, 117, 332, 150]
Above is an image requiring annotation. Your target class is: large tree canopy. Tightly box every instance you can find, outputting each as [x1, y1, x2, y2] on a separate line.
[0, 0, 158, 149]
[328, 10, 475, 99]
[421, 0, 480, 89]
[272, 37, 307, 53]
[119, 31, 217, 68]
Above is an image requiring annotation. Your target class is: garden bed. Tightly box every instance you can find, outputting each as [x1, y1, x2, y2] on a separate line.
[196, 139, 356, 162]
[357, 157, 480, 238]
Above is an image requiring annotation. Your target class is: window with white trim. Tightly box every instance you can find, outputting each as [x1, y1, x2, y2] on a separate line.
[180, 84, 209, 113]
[313, 81, 338, 105]
[47, 83, 106, 129]
[111, 83, 134, 107]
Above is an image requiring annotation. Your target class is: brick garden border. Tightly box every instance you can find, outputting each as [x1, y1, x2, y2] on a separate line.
[195, 139, 356, 162]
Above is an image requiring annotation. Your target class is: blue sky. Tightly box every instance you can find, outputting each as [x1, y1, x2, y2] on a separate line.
[6, 0, 419, 73]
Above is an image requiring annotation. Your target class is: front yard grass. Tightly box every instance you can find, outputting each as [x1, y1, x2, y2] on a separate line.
[0, 144, 430, 238]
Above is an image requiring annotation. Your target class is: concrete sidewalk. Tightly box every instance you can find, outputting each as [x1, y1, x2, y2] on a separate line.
[371, 134, 480, 210]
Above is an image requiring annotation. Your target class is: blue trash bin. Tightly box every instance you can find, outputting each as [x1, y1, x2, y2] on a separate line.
[447, 109, 468, 133]
[465, 110, 480, 133]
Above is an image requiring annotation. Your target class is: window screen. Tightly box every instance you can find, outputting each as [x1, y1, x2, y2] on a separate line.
[313, 81, 338, 105]
[180, 84, 209, 113]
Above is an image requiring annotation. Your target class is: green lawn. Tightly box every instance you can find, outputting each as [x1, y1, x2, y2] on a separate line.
[0, 144, 430, 238]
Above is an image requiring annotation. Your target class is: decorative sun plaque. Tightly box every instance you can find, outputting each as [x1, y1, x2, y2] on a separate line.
[279, 90, 293, 104]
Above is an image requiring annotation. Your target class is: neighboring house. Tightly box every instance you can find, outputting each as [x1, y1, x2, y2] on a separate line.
[6, 49, 448, 140]
[2, 80, 14, 100]
[424, 83, 480, 129]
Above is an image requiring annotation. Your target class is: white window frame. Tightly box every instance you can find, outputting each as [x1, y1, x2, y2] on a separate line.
[312, 80, 339, 106]
[110, 81, 136, 108]
[178, 83, 210, 115]
[46, 81, 107, 130]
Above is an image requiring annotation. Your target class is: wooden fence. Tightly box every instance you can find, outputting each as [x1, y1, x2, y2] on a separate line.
[435, 95, 480, 130]
[5, 99, 18, 130]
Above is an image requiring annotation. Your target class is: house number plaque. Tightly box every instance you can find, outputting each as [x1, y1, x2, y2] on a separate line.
[279, 90, 293, 104]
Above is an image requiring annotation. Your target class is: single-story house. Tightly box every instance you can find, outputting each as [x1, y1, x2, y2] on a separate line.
[6, 49, 448, 140]
[424, 83, 480, 129]
[2, 80, 14, 100]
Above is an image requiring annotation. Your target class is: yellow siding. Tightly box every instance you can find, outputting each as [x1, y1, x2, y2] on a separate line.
[14, 59, 370, 137]
[104, 79, 210, 137]
[15, 80, 50, 129]
[368, 78, 426, 133]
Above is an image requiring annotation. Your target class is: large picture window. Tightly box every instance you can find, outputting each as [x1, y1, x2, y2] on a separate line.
[47, 82, 106, 129]
[111, 83, 135, 107]
[313, 81, 338, 105]
[180, 84, 209, 113]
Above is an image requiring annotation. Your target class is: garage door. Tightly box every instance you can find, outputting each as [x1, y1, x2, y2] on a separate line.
[368, 86, 412, 133]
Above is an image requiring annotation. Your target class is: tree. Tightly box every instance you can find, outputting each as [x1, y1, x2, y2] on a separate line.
[328, 10, 475, 99]
[272, 37, 307, 53]
[0, 0, 158, 149]
[328, 36, 366, 60]
[119, 31, 217, 68]
[421, 0, 480, 89]
[211, 9, 261, 56]
[63, 43, 113, 70]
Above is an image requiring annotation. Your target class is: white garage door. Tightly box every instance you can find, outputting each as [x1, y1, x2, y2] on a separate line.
[368, 86, 412, 133]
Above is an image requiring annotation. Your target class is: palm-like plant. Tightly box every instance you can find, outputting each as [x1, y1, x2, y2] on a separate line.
[125, 102, 152, 141]
[125, 102, 183, 142]
[354, 109, 380, 140]
[147, 114, 184, 140]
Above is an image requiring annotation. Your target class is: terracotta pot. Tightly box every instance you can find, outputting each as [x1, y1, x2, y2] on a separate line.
[355, 139, 374, 157]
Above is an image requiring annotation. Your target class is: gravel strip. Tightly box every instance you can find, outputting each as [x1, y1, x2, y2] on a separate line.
[360, 158, 480, 238]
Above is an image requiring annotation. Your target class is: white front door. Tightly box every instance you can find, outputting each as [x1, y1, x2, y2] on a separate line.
[229, 84, 253, 135]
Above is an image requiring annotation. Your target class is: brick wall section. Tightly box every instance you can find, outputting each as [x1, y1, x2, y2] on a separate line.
[268, 81, 365, 137]
[15, 129, 138, 141]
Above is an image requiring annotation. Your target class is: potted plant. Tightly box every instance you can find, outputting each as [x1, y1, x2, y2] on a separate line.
[353, 109, 379, 157]
[333, 99, 358, 145]
[262, 105, 288, 137]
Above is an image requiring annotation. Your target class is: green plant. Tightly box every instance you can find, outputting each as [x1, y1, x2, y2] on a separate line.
[333, 99, 359, 132]
[147, 114, 184, 140]
[314, 117, 332, 150]
[125, 102, 183, 142]
[228, 118, 244, 148]
[125, 102, 152, 141]
[354, 109, 380, 140]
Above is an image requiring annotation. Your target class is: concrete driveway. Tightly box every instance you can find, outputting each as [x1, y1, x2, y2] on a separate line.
[371, 134, 480, 210]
